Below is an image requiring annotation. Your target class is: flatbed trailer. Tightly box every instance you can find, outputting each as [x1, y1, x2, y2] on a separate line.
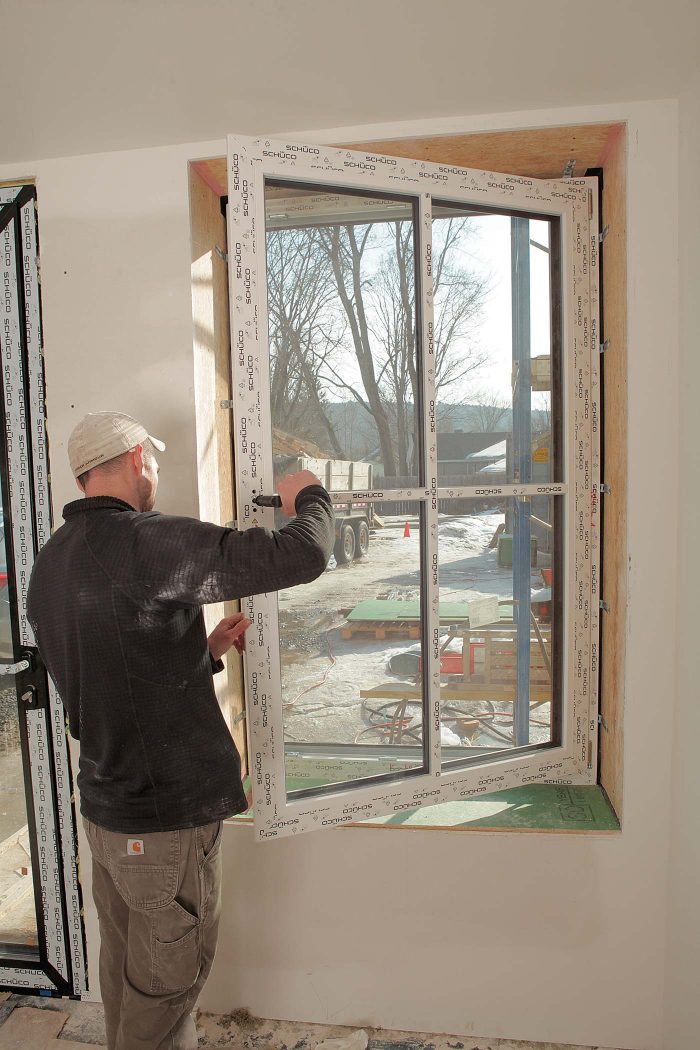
[290, 456, 374, 565]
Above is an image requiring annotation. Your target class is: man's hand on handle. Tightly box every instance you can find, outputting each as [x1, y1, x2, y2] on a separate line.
[208, 614, 251, 661]
[276, 469, 324, 516]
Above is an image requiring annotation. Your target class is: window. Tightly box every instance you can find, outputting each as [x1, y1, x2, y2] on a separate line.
[0, 185, 86, 992]
[227, 137, 600, 839]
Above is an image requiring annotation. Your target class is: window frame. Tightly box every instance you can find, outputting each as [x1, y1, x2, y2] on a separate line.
[227, 134, 600, 840]
[0, 185, 87, 993]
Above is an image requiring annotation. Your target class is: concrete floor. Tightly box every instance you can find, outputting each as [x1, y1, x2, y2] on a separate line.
[0, 993, 624, 1050]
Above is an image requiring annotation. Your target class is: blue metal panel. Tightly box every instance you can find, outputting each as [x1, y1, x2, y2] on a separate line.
[511, 218, 532, 747]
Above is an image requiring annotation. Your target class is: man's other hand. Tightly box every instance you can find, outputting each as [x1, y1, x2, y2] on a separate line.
[277, 469, 323, 516]
[208, 614, 252, 660]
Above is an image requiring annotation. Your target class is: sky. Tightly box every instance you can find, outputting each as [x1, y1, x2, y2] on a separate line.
[452, 214, 552, 403]
[265, 191, 554, 417]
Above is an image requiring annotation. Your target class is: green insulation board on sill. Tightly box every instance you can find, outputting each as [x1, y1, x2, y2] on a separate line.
[235, 782, 619, 832]
[361, 784, 619, 830]
[346, 599, 513, 622]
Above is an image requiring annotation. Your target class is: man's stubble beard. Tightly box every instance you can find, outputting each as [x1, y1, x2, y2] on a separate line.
[137, 474, 156, 512]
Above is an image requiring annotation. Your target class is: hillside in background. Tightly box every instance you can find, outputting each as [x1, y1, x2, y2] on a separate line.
[322, 402, 548, 462]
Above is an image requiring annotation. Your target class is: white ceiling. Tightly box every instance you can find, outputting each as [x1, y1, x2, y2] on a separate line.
[3, 0, 699, 164]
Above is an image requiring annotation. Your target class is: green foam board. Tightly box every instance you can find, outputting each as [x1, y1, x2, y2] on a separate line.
[236, 781, 619, 832]
[347, 599, 513, 623]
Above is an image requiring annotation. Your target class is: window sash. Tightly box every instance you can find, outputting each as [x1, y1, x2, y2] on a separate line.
[227, 135, 599, 840]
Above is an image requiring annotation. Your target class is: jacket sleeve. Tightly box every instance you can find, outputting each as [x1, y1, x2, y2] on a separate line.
[123, 485, 335, 608]
[209, 652, 225, 674]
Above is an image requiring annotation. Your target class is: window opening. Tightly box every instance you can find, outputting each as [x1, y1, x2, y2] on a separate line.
[227, 138, 599, 838]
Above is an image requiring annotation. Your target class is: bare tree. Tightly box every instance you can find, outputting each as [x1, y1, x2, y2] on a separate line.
[319, 217, 490, 476]
[318, 224, 399, 477]
[470, 389, 511, 432]
[266, 227, 346, 456]
[266, 213, 492, 479]
[370, 222, 416, 475]
[432, 218, 490, 391]
[531, 391, 552, 435]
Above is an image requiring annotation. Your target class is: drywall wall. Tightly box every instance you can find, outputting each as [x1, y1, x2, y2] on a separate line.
[0, 98, 679, 1049]
[664, 67, 700, 1050]
[0, 141, 226, 520]
[4, 0, 700, 163]
[207, 101, 679, 1050]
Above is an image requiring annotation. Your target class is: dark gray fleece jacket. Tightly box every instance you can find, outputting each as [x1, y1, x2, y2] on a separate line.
[26, 486, 334, 833]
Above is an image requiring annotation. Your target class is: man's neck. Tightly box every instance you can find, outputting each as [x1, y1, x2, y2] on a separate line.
[83, 484, 140, 511]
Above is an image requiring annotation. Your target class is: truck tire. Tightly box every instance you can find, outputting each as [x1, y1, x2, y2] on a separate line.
[334, 523, 356, 565]
[354, 519, 370, 558]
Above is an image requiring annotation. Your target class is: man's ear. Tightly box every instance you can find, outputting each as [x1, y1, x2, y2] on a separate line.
[131, 444, 144, 474]
[75, 477, 85, 493]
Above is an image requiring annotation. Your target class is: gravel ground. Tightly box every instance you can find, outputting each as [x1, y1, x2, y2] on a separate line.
[0, 686, 19, 751]
[278, 510, 552, 751]
[0, 685, 29, 845]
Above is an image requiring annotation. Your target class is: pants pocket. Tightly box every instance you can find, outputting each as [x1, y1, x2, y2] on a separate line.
[112, 863, 179, 909]
[198, 821, 223, 866]
[151, 899, 201, 994]
[101, 827, 180, 908]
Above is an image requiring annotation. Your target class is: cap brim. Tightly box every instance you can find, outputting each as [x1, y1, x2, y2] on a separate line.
[148, 435, 166, 452]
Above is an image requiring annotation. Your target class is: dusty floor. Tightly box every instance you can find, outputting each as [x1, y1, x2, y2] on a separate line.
[0, 993, 623, 1050]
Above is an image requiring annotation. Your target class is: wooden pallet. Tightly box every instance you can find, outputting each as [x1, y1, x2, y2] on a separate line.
[341, 620, 421, 641]
[443, 625, 552, 687]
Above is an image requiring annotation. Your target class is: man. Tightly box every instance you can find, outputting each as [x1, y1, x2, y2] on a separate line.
[27, 411, 334, 1050]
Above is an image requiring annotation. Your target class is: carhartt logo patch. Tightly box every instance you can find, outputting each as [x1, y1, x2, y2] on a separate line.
[127, 839, 145, 856]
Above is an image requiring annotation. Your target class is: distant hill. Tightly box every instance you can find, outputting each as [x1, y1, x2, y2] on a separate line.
[322, 402, 547, 460]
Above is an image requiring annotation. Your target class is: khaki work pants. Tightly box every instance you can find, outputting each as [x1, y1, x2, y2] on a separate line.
[82, 817, 223, 1050]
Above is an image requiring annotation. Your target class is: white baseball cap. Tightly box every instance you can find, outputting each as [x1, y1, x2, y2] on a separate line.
[68, 411, 166, 478]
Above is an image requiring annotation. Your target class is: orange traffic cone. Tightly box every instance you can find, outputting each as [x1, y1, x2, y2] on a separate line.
[403, 521, 411, 538]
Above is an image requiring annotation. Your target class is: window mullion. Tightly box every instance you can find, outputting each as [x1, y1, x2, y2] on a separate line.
[328, 487, 431, 504]
[417, 192, 441, 778]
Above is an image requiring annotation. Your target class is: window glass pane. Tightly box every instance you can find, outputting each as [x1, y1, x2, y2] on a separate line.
[264, 179, 421, 491]
[435, 495, 561, 763]
[431, 204, 560, 485]
[0, 506, 39, 951]
[277, 503, 428, 796]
